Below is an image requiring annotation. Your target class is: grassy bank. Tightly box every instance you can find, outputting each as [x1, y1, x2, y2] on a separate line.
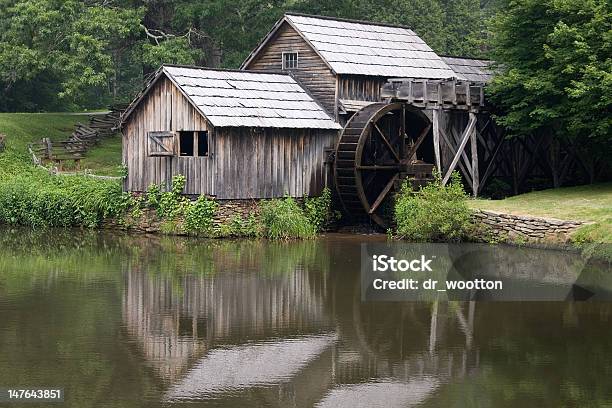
[0, 113, 125, 227]
[0, 112, 122, 175]
[0, 113, 88, 162]
[471, 183, 612, 244]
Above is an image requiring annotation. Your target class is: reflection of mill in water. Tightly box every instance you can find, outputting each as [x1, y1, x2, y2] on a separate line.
[122, 252, 479, 407]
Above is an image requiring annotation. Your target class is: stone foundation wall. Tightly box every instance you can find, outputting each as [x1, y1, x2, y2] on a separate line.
[472, 209, 587, 243]
[105, 198, 304, 234]
[212, 199, 261, 228]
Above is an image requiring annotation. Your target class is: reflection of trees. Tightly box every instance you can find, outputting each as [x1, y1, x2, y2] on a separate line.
[0, 228, 126, 294]
[0, 268, 161, 408]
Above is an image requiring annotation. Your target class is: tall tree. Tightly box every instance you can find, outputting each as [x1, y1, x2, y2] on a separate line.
[491, 0, 612, 141]
[0, 0, 144, 110]
[488, 0, 611, 163]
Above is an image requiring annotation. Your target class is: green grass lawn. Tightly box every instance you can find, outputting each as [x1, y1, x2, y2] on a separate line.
[0, 113, 122, 175]
[80, 135, 122, 176]
[471, 183, 612, 244]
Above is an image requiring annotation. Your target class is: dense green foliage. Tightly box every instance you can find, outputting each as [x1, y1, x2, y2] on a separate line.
[394, 172, 473, 242]
[217, 214, 261, 238]
[304, 187, 338, 232]
[259, 197, 316, 240]
[0, 0, 502, 111]
[0, 113, 129, 227]
[183, 195, 218, 233]
[0, 160, 126, 227]
[0, 1, 144, 111]
[138, 176, 218, 234]
[488, 0, 611, 161]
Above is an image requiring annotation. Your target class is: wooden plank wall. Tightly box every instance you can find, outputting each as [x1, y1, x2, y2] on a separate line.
[123, 76, 216, 195]
[214, 127, 338, 199]
[245, 22, 337, 114]
[123, 75, 338, 198]
[337, 75, 388, 102]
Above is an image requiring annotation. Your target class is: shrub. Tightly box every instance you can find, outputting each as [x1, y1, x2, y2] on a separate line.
[217, 213, 261, 238]
[259, 197, 316, 240]
[394, 172, 473, 242]
[481, 177, 512, 199]
[183, 195, 218, 234]
[146, 175, 188, 219]
[0, 163, 126, 228]
[304, 187, 339, 232]
[146, 183, 161, 209]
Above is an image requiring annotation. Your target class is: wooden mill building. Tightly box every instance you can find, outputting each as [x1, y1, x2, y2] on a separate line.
[121, 66, 340, 198]
[242, 13, 462, 120]
[122, 13, 498, 225]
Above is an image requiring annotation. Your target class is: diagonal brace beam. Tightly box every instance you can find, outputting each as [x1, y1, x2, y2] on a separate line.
[405, 124, 432, 163]
[443, 114, 477, 185]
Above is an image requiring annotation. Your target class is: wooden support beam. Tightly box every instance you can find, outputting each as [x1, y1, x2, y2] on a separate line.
[368, 174, 399, 214]
[517, 134, 547, 189]
[373, 123, 400, 162]
[478, 131, 506, 193]
[432, 109, 441, 171]
[470, 112, 479, 196]
[443, 113, 477, 185]
[439, 126, 473, 188]
[357, 165, 401, 170]
[449, 124, 475, 179]
[405, 124, 432, 162]
[400, 104, 406, 158]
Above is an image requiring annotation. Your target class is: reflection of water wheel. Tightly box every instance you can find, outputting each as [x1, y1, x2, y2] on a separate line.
[334, 103, 434, 228]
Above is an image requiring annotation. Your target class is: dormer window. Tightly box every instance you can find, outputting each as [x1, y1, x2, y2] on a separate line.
[282, 52, 298, 70]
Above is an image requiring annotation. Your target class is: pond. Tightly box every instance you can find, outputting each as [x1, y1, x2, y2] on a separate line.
[0, 229, 611, 407]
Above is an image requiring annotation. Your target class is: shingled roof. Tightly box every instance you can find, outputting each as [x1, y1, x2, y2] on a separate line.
[122, 65, 341, 129]
[243, 13, 457, 79]
[441, 56, 493, 83]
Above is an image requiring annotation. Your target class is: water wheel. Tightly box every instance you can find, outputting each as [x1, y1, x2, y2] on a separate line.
[333, 102, 434, 228]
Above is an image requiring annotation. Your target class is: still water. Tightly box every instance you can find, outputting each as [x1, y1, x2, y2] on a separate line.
[0, 229, 611, 407]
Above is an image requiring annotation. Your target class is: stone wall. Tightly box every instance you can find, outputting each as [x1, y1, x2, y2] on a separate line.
[472, 209, 587, 243]
[212, 199, 260, 228]
[105, 198, 303, 235]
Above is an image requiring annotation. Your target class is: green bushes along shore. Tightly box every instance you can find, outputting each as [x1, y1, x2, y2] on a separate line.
[394, 172, 473, 242]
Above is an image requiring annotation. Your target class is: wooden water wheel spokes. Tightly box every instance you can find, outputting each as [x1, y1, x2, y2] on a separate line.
[334, 102, 433, 228]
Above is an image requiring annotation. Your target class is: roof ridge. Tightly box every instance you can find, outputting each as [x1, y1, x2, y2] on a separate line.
[284, 12, 414, 30]
[440, 55, 493, 62]
[162, 64, 291, 76]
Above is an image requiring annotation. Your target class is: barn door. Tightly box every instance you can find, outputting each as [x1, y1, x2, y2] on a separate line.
[148, 131, 176, 156]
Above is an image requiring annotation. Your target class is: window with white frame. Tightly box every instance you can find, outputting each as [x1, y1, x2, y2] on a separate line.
[282, 52, 298, 70]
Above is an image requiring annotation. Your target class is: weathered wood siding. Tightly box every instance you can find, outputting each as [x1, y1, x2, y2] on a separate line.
[245, 22, 337, 115]
[123, 75, 338, 198]
[122, 76, 215, 195]
[214, 127, 337, 199]
[337, 75, 388, 102]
